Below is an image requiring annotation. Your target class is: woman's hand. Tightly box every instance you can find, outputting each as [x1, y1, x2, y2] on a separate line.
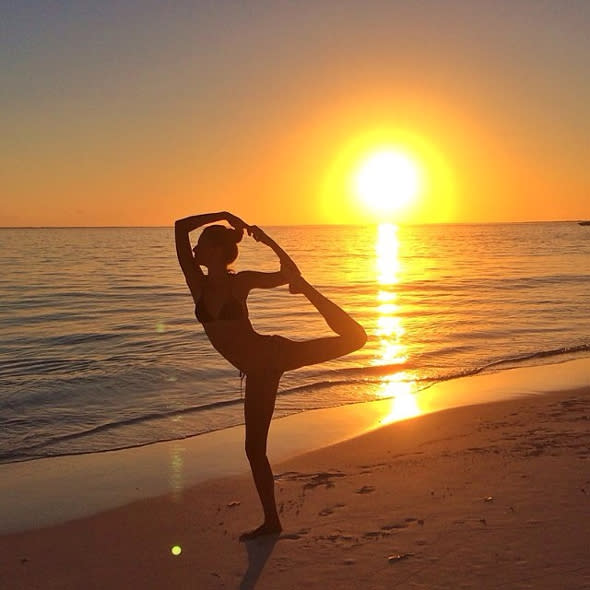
[225, 212, 250, 233]
[249, 225, 271, 245]
[281, 259, 304, 294]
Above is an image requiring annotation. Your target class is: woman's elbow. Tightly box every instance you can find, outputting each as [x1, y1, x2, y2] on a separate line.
[174, 219, 189, 234]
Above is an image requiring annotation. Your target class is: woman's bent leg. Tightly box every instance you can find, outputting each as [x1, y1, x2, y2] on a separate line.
[241, 370, 282, 540]
[280, 277, 367, 371]
[295, 277, 366, 342]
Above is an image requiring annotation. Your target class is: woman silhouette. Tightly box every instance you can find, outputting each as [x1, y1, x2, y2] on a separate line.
[175, 211, 367, 540]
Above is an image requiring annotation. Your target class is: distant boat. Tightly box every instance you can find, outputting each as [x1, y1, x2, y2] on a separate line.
[579, 221, 590, 226]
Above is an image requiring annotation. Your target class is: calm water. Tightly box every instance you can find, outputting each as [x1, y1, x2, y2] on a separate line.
[1, 223, 589, 463]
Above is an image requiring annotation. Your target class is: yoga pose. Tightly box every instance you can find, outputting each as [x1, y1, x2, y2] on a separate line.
[175, 211, 367, 540]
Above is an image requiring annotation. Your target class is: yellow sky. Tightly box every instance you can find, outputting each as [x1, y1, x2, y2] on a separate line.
[2, 2, 588, 226]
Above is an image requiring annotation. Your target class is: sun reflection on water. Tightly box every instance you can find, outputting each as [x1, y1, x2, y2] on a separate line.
[376, 223, 402, 285]
[374, 224, 421, 423]
[169, 441, 185, 501]
[379, 373, 421, 424]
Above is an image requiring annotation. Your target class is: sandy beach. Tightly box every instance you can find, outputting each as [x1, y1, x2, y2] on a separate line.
[1, 362, 589, 589]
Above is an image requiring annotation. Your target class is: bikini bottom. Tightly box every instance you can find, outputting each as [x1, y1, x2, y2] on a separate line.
[236, 334, 290, 376]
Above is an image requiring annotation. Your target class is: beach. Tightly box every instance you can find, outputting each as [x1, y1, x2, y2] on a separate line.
[4, 1, 590, 587]
[1, 359, 589, 589]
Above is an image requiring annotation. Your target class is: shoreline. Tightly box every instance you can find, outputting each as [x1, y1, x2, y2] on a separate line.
[1, 369, 589, 588]
[1, 356, 589, 535]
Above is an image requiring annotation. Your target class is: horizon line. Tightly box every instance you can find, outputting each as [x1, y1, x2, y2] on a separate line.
[0, 219, 586, 229]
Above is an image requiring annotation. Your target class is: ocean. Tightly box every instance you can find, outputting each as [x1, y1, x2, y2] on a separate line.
[1, 222, 589, 464]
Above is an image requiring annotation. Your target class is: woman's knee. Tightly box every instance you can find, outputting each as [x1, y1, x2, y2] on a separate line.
[347, 322, 367, 351]
[245, 438, 266, 463]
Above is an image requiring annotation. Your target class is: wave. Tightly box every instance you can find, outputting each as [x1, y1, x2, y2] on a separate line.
[2, 342, 589, 465]
[0, 357, 97, 378]
[459, 342, 590, 375]
[285, 343, 590, 393]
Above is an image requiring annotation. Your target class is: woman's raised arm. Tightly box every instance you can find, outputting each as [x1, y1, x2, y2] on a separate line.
[175, 211, 229, 234]
[249, 226, 300, 275]
[235, 226, 299, 293]
[174, 212, 229, 298]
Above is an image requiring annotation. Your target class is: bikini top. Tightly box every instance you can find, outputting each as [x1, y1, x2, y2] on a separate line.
[194, 294, 248, 324]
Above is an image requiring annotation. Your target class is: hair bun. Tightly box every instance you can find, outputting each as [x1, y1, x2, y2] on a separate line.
[231, 227, 243, 244]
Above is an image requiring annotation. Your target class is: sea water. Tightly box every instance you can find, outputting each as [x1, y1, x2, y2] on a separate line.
[1, 222, 589, 463]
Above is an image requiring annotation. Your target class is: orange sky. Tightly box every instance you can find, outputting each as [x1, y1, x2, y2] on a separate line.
[2, 2, 589, 226]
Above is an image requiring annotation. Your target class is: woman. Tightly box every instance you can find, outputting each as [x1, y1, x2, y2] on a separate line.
[175, 211, 367, 540]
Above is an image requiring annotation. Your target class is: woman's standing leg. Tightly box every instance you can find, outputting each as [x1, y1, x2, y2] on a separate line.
[241, 370, 283, 540]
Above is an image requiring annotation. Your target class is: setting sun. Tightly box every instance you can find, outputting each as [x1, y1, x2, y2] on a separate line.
[320, 127, 455, 224]
[354, 150, 421, 214]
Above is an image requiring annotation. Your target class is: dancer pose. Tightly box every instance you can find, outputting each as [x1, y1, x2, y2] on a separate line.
[175, 211, 367, 540]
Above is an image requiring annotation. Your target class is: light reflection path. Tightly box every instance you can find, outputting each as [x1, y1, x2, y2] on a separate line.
[374, 223, 421, 423]
[169, 439, 185, 501]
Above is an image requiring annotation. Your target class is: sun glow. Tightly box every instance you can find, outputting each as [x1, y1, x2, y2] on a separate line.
[355, 150, 421, 214]
[321, 127, 454, 224]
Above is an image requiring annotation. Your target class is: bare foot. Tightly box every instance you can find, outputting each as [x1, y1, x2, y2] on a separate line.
[239, 522, 282, 542]
[281, 261, 303, 293]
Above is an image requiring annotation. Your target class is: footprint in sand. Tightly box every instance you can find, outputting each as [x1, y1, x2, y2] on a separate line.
[381, 517, 420, 531]
[280, 528, 310, 541]
[319, 503, 346, 517]
[315, 532, 358, 547]
[381, 522, 409, 531]
[276, 471, 346, 491]
[388, 552, 415, 563]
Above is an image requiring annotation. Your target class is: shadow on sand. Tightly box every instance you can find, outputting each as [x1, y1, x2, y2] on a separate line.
[239, 535, 279, 590]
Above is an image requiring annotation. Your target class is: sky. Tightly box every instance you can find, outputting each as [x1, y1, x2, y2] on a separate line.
[2, 0, 589, 226]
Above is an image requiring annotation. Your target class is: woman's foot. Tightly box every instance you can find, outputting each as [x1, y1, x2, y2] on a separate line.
[281, 261, 303, 293]
[239, 521, 282, 542]
[288, 274, 307, 294]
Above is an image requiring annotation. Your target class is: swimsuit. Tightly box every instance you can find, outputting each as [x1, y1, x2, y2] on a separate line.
[194, 291, 250, 393]
[194, 284, 285, 382]
[194, 294, 248, 323]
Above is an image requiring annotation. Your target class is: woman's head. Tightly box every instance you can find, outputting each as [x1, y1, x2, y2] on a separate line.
[193, 224, 243, 269]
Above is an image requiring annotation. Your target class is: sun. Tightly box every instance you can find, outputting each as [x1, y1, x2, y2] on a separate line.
[354, 150, 421, 214]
